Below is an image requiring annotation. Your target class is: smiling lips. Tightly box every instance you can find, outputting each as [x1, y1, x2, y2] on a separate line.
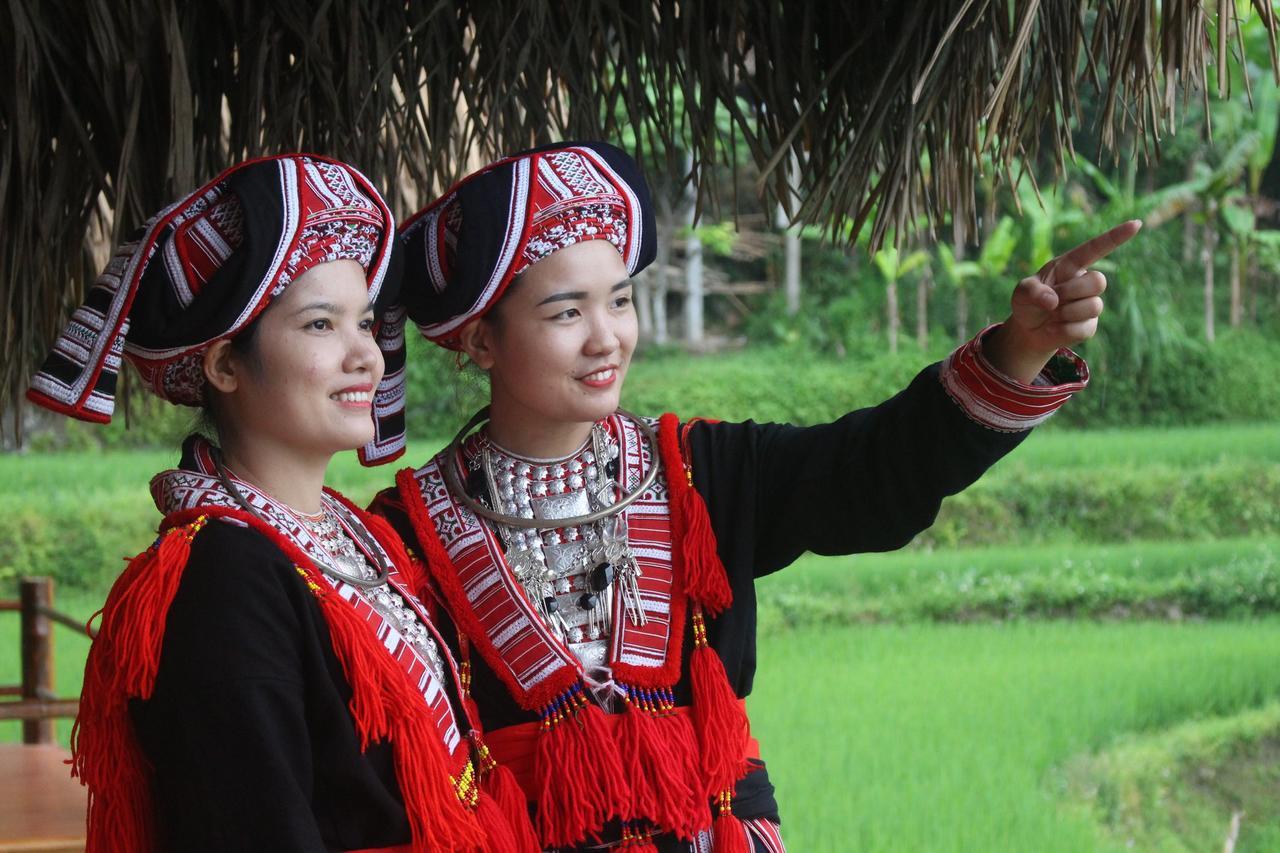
[331, 385, 374, 407]
[578, 367, 617, 388]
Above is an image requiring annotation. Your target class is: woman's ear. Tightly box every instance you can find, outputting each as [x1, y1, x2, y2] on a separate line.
[458, 319, 497, 370]
[202, 339, 240, 394]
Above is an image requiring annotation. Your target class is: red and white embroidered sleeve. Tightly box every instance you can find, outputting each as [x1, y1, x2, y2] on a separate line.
[939, 323, 1089, 432]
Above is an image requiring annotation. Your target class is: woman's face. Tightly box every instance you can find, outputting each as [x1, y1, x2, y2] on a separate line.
[465, 239, 637, 449]
[210, 259, 383, 460]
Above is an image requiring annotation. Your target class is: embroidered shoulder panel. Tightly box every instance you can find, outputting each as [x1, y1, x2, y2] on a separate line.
[150, 438, 464, 756]
[410, 414, 686, 710]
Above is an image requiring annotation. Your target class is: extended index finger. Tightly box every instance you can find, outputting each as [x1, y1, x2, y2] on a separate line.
[1041, 220, 1142, 280]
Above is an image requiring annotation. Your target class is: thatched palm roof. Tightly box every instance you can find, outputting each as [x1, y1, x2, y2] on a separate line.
[2, 0, 1273, 420]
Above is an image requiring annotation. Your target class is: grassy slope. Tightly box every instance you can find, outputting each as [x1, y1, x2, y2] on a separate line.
[746, 620, 1280, 852]
[759, 536, 1280, 623]
[1058, 702, 1280, 852]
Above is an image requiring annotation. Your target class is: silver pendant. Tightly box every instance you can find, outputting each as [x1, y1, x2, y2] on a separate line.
[600, 515, 646, 625]
[506, 545, 542, 584]
[544, 539, 587, 578]
[531, 488, 591, 522]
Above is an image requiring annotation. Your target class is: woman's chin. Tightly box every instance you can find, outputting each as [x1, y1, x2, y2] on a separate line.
[328, 428, 377, 455]
[574, 399, 621, 424]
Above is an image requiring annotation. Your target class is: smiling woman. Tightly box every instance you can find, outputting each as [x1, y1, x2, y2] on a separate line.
[369, 141, 1139, 853]
[461, 241, 638, 455]
[26, 155, 532, 852]
[200, 259, 386, 509]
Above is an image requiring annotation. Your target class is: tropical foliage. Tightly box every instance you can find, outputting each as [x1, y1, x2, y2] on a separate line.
[4, 1, 1277, 435]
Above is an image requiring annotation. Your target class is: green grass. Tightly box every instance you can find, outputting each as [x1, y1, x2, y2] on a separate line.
[988, 422, 1280, 472]
[746, 619, 1280, 852]
[1058, 701, 1280, 851]
[0, 440, 447, 509]
[759, 537, 1280, 623]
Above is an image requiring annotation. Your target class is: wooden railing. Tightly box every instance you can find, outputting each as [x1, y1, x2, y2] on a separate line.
[0, 577, 96, 744]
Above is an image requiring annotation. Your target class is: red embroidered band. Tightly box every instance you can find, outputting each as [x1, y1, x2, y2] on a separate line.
[940, 324, 1089, 432]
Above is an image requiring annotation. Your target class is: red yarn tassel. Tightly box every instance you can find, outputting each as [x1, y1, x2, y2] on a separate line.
[391, 716, 482, 852]
[71, 518, 206, 853]
[475, 790, 519, 853]
[657, 413, 732, 614]
[618, 688, 709, 838]
[676, 485, 732, 614]
[690, 613, 749, 796]
[305, 566, 484, 853]
[261, 511, 489, 852]
[616, 699, 660, 820]
[481, 757, 540, 853]
[534, 688, 630, 847]
[713, 812, 750, 853]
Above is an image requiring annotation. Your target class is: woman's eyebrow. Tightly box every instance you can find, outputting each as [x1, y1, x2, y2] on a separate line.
[535, 280, 632, 307]
[293, 301, 342, 316]
[292, 301, 377, 316]
[536, 290, 586, 306]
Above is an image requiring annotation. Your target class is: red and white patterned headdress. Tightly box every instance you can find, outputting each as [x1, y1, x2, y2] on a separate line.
[398, 141, 656, 350]
[27, 153, 406, 466]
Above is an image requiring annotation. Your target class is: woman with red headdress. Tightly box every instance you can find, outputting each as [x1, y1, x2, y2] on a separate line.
[29, 154, 535, 852]
[372, 141, 1139, 852]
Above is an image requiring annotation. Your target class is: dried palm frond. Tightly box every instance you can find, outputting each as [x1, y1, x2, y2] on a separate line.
[1, 0, 1271, 422]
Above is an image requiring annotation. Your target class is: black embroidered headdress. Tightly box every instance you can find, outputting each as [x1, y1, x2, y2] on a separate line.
[398, 141, 656, 350]
[28, 153, 407, 465]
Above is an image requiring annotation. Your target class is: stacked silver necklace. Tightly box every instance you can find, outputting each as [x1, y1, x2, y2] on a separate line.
[476, 425, 646, 669]
[297, 506, 445, 684]
[211, 453, 446, 684]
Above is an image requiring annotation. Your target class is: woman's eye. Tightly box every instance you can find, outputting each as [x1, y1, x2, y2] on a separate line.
[308, 318, 332, 331]
[359, 317, 377, 332]
[613, 294, 633, 309]
[552, 308, 581, 320]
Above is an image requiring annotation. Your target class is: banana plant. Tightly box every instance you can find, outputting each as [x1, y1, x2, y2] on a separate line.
[871, 244, 929, 354]
[937, 215, 1018, 342]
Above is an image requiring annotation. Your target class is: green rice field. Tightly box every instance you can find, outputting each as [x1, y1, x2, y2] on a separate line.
[748, 620, 1280, 852]
[1, 422, 1277, 849]
[3, 421, 1276, 505]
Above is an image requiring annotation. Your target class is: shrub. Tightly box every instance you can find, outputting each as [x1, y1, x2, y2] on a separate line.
[0, 495, 156, 593]
[925, 462, 1280, 547]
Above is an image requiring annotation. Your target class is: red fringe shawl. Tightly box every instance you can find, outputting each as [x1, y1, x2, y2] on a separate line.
[393, 413, 754, 850]
[70, 504, 499, 852]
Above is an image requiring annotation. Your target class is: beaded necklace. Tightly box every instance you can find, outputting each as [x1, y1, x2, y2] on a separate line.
[212, 452, 443, 680]
[464, 419, 649, 664]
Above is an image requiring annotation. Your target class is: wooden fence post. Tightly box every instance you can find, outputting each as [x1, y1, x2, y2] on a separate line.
[20, 577, 54, 744]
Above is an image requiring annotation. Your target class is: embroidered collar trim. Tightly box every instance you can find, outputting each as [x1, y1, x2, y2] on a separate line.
[406, 414, 687, 712]
[150, 436, 467, 758]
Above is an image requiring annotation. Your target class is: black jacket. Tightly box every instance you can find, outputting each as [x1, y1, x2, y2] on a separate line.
[372, 361, 1028, 835]
[130, 521, 416, 852]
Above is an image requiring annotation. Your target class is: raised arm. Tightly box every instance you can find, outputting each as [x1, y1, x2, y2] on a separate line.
[687, 222, 1141, 577]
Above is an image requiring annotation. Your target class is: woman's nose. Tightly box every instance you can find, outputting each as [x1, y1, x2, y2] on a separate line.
[346, 324, 384, 377]
[584, 312, 620, 355]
